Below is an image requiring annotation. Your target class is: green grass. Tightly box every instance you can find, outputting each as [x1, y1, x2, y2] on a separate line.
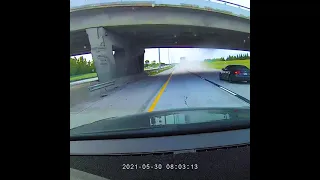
[144, 65, 159, 70]
[146, 65, 174, 76]
[144, 63, 161, 70]
[70, 73, 97, 82]
[204, 60, 250, 70]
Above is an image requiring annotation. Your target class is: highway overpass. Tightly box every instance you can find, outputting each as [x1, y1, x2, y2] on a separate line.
[70, 0, 250, 83]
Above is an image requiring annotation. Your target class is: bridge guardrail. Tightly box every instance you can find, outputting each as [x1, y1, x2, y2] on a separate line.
[70, 0, 250, 18]
[88, 80, 115, 92]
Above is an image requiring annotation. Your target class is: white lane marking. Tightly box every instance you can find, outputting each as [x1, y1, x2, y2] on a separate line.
[193, 72, 237, 96]
[219, 87, 237, 96]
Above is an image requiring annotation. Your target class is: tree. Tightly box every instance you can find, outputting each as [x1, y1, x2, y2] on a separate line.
[145, 60, 149, 64]
[203, 53, 250, 62]
[70, 56, 96, 76]
[152, 60, 156, 64]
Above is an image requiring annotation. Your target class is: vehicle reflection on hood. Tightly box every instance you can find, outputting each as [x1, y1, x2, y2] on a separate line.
[70, 107, 250, 140]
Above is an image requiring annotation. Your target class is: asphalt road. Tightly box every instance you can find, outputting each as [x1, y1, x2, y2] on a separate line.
[147, 63, 249, 112]
[70, 62, 250, 129]
[191, 64, 250, 100]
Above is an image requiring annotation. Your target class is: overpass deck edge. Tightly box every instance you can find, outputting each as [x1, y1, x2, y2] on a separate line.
[70, 4, 250, 20]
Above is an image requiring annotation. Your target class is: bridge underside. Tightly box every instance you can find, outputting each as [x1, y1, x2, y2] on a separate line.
[70, 25, 250, 56]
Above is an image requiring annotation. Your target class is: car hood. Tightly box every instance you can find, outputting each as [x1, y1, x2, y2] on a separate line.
[70, 107, 250, 138]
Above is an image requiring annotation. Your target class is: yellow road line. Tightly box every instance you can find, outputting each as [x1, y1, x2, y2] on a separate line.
[148, 72, 174, 112]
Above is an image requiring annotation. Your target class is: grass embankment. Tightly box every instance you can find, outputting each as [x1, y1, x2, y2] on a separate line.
[70, 65, 174, 82]
[146, 65, 174, 76]
[70, 73, 97, 82]
[144, 63, 161, 70]
[204, 60, 250, 70]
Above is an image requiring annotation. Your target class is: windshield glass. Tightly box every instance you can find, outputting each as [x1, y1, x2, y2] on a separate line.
[70, 0, 250, 135]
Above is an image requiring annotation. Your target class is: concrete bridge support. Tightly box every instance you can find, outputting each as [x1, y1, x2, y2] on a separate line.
[86, 27, 145, 82]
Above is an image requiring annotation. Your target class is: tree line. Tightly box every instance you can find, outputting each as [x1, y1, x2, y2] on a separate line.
[204, 53, 250, 62]
[70, 56, 96, 76]
[144, 60, 166, 68]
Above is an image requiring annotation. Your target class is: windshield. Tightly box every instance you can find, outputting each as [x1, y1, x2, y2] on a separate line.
[70, 0, 250, 135]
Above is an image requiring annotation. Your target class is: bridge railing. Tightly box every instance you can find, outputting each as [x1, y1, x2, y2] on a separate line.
[70, 0, 250, 18]
[88, 80, 115, 92]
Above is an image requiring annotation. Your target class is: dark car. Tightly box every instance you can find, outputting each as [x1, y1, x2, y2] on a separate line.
[219, 65, 250, 83]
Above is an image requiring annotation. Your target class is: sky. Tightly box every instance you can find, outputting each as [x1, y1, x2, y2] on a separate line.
[72, 0, 250, 63]
[144, 48, 250, 63]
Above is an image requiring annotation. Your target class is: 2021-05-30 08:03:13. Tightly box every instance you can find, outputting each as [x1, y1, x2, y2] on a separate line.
[122, 164, 199, 170]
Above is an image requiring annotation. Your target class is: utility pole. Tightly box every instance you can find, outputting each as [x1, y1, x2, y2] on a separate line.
[167, 48, 170, 64]
[158, 48, 161, 64]
[158, 48, 161, 69]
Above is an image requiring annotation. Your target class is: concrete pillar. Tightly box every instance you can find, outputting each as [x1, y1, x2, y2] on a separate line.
[114, 49, 129, 77]
[87, 27, 144, 80]
[128, 47, 145, 75]
[113, 47, 144, 77]
[138, 52, 145, 73]
[86, 27, 116, 82]
[139, 49, 145, 73]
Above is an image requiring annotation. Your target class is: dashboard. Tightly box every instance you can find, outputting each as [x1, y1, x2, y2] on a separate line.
[70, 128, 250, 180]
